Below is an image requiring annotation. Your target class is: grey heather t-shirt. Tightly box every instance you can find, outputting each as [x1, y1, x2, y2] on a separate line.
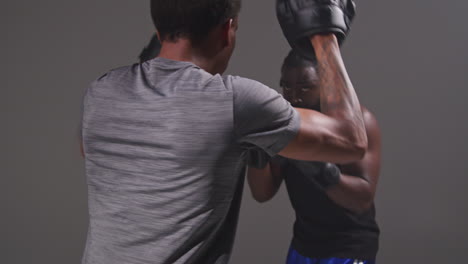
[81, 57, 300, 264]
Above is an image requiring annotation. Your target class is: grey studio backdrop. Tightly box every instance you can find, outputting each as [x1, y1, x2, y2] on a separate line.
[4, 1, 468, 263]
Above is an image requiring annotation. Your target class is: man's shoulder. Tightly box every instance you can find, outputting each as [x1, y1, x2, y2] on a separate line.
[93, 63, 138, 84]
[223, 75, 264, 88]
[84, 64, 140, 100]
[223, 75, 278, 101]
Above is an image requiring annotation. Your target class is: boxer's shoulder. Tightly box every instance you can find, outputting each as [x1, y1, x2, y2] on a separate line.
[360, 106, 379, 132]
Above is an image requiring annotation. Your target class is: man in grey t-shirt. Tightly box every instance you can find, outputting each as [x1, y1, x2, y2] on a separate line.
[80, 1, 368, 263]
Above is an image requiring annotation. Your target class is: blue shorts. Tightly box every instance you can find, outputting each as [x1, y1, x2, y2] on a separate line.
[286, 247, 375, 264]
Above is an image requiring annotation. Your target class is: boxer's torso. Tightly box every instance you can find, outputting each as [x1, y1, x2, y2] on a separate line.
[282, 161, 380, 260]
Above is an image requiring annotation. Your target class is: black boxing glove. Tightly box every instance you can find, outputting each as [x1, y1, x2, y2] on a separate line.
[139, 34, 161, 63]
[276, 0, 356, 60]
[290, 160, 341, 189]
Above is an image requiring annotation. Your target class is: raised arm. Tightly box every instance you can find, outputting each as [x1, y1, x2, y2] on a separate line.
[279, 35, 367, 164]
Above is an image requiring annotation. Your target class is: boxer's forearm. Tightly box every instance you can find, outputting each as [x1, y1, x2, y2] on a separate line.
[311, 34, 367, 154]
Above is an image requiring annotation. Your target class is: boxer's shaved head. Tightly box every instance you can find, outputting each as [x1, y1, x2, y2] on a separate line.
[281, 50, 321, 110]
[151, 0, 242, 43]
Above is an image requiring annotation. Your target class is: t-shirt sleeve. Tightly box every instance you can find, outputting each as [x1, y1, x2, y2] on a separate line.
[228, 76, 300, 162]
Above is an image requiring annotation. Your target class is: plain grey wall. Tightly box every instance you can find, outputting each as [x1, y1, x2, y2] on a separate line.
[4, 1, 468, 263]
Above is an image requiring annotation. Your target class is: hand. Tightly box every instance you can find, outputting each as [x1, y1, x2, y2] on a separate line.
[276, 0, 356, 59]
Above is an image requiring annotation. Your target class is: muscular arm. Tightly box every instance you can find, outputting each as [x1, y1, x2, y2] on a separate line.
[279, 35, 367, 164]
[325, 108, 381, 214]
[248, 109, 380, 208]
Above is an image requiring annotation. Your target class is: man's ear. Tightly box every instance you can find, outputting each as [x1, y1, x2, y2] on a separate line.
[221, 19, 234, 47]
[156, 30, 161, 42]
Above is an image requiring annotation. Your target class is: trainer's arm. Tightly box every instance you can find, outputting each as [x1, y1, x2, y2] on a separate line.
[326, 109, 381, 214]
[279, 34, 367, 164]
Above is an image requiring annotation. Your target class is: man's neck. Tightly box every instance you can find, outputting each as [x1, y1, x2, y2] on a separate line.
[158, 39, 219, 75]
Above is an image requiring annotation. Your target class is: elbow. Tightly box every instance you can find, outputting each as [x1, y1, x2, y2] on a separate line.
[251, 191, 274, 203]
[336, 140, 366, 164]
[254, 197, 271, 203]
[348, 125, 368, 160]
[345, 129, 368, 161]
[353, 200, 373, 215]
[336, 122, 368, 162]
[351, 142, 367, 160]
[350, 193, 374, 215]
